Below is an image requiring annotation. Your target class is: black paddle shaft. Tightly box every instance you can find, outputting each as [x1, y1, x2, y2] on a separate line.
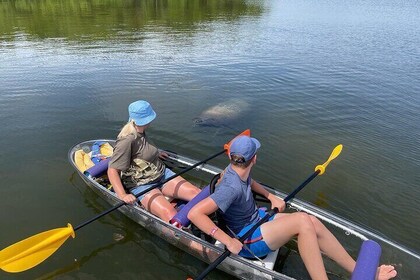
[194, 169, 320, 280]
[74, 150, 226, 231]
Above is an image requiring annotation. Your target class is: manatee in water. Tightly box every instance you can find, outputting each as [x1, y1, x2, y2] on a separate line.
[193, 99, 249, 127]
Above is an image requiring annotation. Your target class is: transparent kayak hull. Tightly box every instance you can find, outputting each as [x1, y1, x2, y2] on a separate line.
[69, 140, 419, 279]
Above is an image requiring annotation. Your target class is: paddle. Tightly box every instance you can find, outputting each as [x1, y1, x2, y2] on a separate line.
[192, 144, 343, 280]
[0, 129, 251, 273]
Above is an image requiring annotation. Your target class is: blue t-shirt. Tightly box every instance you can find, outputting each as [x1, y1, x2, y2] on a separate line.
[210, 164, 259, 234]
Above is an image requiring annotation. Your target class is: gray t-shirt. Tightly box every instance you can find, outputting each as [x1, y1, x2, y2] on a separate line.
[109, 132, 165, 187]
[210, 164, 259, 234]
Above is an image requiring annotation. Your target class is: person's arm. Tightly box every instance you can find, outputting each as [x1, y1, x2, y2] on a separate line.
[108, 167, 137, 204]
[188, 198, 243, 254]
[158, 150, 169, 159]
[250, 179, 286, 212]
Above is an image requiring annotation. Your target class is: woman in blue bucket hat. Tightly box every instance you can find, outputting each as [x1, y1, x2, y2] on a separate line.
[108, 100, 200, 222]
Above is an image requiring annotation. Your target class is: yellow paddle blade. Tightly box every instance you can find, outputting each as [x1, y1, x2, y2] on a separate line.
[315, 144, 343, 175]
[0, 224, 75, 273]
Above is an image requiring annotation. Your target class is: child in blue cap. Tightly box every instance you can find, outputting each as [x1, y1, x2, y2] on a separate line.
[108, 100, 200, 222]
[188, 135, 397, 280]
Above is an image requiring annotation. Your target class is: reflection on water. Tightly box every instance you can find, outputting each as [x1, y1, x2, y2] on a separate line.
[0, 0, 262, 41]
[1, 0, 419, 279]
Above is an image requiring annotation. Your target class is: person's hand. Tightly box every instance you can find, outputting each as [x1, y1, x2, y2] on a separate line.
[119, 193, 137, 205]
[226, 238, 243, 255]
[159, 151, 169, 159]
[268, 194, 286, 212]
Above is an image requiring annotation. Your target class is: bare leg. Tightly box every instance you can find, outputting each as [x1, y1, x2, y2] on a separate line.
[308, 216, 397, 279]
[141, 189, 177, 222]
[261, 212, 328, 280]
[161, 176, 200, 201]
[269, 214, 397, 279]
[308, 215, 356, 272]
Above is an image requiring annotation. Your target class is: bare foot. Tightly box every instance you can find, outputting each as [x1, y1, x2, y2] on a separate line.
[376, 265, 397, 280]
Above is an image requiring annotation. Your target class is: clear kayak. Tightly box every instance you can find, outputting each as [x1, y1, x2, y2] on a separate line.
[68, 140, 420, 279]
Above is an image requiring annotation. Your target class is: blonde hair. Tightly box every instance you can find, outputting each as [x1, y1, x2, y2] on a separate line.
[117, 120, 138, 139]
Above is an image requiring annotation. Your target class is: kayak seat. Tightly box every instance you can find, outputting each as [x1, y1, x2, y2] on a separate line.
[214, 240, 280, 270]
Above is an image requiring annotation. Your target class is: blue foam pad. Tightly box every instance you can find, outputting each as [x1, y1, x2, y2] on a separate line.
[170, 185, 210, 227]
[351, 240, 382, 280]
[84, 158, 110, 178]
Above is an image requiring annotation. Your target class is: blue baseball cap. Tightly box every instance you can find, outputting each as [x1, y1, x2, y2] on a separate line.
[128, 100, 157, 126]
[229, 136, 261, 161]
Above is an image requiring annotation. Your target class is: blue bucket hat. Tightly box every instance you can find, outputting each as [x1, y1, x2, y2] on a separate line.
[229, 135, 261, 162]
[128, 100, 157, 126]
